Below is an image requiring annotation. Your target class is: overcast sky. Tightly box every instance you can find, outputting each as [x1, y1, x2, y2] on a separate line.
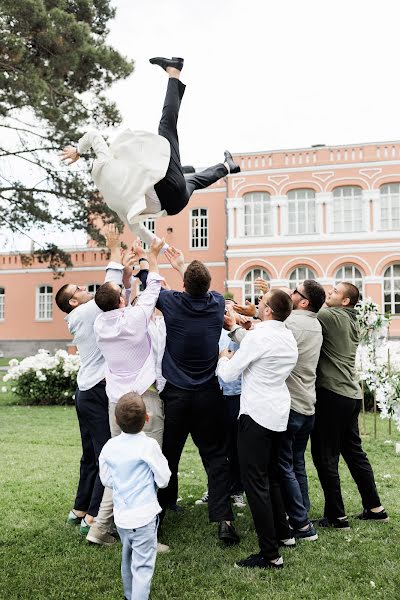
[3, 0, 400, 251]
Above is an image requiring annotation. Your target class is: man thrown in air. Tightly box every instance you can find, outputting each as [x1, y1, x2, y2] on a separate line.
[60, 56, 240, 248]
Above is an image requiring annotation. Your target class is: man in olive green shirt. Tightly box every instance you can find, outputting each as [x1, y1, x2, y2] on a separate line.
[312, 282, 388, 529]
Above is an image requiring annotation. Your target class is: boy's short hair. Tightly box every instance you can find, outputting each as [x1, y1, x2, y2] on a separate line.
[115, 393, 146, 434]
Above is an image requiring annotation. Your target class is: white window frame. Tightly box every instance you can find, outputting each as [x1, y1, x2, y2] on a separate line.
[243, 192, 272, 237]
[87, 283, 101, 294]
[190, 208, 208, 249]
[0, 288, 4, 320]
[332, 186, 364, 233]
[142, 219, 155, 250]
[380, 183, 400, 231]
[288, 266, 316, 290]
[244, 268, 270, 304]
[287, 189, 316, 235]
[36, 285, 53, 321]
[335, 264, 364, 296]
[383, 264, 400, 315]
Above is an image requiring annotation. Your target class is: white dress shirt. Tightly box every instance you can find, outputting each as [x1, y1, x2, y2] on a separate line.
[65, 261, 124, 391]
[148, 316, 167, 393]
[78, 129, 169, 246]
[217, 320, 298, 432]
[93, 272, 163, 403]
[99, 431, 171, 529]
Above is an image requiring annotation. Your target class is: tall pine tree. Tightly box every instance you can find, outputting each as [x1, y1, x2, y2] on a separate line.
[0, 0, 133, 272]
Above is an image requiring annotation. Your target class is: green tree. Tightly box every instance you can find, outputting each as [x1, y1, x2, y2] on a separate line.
[0, 0, 133, 272]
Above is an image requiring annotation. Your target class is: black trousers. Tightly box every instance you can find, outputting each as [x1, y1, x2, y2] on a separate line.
[154, 77, 228, 215]
[74, 382, 111, 517]
[158, 378, 234, 523]
[311, 388, 381, 520]
[238, 415, 291, 561]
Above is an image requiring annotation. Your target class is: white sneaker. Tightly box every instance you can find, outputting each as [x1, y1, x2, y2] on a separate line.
[231, 493, 246, 508]
[157, 542, 170, 553]
[279, 537, 296, 547]
[195, 491, 209, 505]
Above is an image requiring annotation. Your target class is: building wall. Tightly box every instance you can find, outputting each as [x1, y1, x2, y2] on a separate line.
[1, 141, 400, 355]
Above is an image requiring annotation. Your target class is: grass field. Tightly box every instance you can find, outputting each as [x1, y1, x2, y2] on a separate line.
[0, 400, 399, 600]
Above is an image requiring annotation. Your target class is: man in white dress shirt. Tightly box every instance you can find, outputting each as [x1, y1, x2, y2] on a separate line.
[217, 289, 298, 570]
[60, 56, 240, 248]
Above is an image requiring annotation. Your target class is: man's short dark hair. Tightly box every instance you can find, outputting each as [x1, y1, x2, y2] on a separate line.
[55, 284, 73, 314]
[268, 289, 293, 322]
[302, 280, 326, 313]
[183, 260, 211, 297]
[115, 393, 146, 434]
[95, 282, 121, 312]
[340, 281, 360, 307]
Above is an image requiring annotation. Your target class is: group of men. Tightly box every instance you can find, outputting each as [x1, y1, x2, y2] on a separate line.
[55, 225, 388, 598]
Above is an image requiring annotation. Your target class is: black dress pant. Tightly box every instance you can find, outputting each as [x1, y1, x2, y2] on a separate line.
[311, 388, 381, 520]
[238, 415, 291, 561]
[154, 77, 228, 215]
[74, 382, 111, 517]
[158, 378, 234, 523]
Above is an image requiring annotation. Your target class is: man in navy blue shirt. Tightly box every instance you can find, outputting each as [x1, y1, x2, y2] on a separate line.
[137, 248, 238, 545]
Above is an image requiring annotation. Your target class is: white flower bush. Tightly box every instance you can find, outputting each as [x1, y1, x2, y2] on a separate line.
[3, 349, 80, 405]
[355, 298, 400, 430]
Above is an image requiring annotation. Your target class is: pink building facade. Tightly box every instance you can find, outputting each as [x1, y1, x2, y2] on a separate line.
[2, 141, 400, 355]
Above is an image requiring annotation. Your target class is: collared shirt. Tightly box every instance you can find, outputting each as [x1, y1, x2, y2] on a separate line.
[218, 329, 241, 396]
[317, 306, 362, 399]
[99, 431, 171, 529]
[285, 310, 323, 415]
[65, 261, 124, 391]
[148, 315, 167, 393]
[94, 272, 163, 403]
[136, 270, 225, 390]
[217, 320, 298, 432]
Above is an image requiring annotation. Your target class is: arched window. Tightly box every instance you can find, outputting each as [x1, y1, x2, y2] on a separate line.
[335, 264, 364, 295]
[288, 189, 316, 235]
[380, 183, 400, 230]
[243, 192, 272, 237]
[0, 288, 4, 320]
[288, 266, 316, 290]
[142, 218, 155, 250]
[333, 186, 363, 232]
[87, 284, 101, 294]
[383, 264, 400, 315]
[190, 208, 208, 248]
[244, 268, 270, 304]
[36, 285, 53, 320]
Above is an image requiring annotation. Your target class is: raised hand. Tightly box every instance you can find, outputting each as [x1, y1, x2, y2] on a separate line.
[60, 146, 80, 166]
[223, 306, 236, 331]
[104, 223, 121, 251]
[133, 239, 146, 261]
[254, 277, 269, 294]
[233, 300, 256, 318]
[164, 246, 185, 271]
[149, 237, 166, 257]
[122, 249, 136, 269]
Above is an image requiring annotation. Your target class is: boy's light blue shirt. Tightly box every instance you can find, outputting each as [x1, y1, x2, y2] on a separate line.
[99, 431, 171, 529]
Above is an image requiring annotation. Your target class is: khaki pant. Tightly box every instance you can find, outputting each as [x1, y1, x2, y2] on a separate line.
[93, 389, 164, 535]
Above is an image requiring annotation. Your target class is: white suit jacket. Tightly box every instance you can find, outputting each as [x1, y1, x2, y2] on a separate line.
[78, 129, 170, 228]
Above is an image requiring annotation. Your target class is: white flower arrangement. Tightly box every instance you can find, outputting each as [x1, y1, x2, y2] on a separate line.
[3, 349, 81, 405]
[355, 296, 400, 430]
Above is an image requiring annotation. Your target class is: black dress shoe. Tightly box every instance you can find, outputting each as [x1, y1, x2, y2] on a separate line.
[149, 56, 184, 71]
[218, 521, 240, 545]
[224, 150, 241, 174]
[182, 165, 195, 174]
[167, 502, 184, 513]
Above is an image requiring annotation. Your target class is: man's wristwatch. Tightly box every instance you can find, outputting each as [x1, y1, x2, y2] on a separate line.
[138, 257, 148, 263]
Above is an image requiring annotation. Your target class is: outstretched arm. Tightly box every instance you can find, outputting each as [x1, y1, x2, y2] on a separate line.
[59, 130, 110, 166]
[164, 246, 185, 280]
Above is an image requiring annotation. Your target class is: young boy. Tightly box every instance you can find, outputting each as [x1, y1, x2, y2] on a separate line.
[99, 393, 171, 600]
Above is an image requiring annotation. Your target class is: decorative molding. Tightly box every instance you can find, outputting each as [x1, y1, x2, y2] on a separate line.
[231, 177, 246, 190]
[226, 241, 400, 259]
[359, 168, 382, 179]
[312, 171, 335, 183]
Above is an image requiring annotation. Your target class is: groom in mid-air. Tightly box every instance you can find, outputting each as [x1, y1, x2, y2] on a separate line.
[61, 57, 240, 247]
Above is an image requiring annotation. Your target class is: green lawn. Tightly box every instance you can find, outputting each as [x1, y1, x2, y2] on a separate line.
[0, 356, 21, 367]
[0, 405, 399, 600]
